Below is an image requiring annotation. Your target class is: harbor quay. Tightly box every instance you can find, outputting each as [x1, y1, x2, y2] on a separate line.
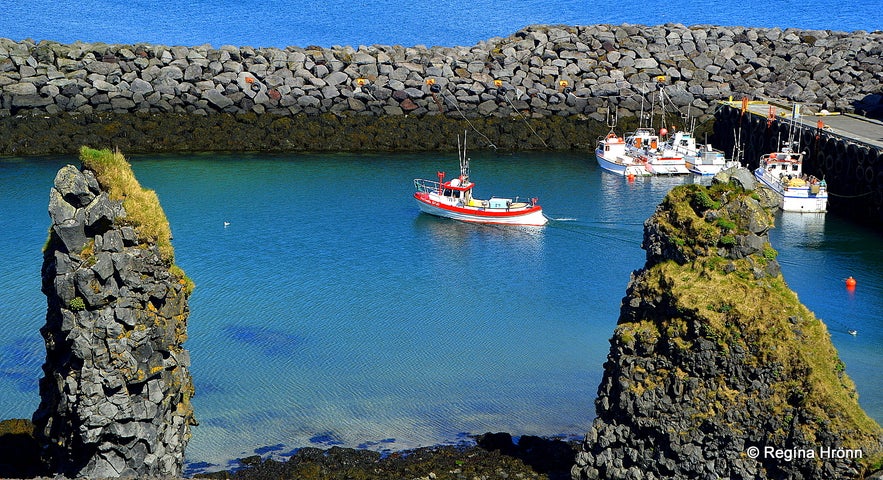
[1, 23, 881, 155]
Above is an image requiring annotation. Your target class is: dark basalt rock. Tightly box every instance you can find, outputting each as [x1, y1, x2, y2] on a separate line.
[33, 160, 195, 477]
[573, 170, 883, 480]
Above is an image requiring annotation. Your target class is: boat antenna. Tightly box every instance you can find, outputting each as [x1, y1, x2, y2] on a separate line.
[458, 131, 470, 179]
[606, 99, 618, 130]
[731, 123, 745, 167]
[791, 103, 802, 152]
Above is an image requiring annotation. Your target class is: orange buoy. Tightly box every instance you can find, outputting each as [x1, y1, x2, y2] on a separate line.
[626, 173, 635, 182]
[845, 276, 857, 288]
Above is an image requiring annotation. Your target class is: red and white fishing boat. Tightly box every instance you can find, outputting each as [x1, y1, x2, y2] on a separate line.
[413, 136, 548, 226]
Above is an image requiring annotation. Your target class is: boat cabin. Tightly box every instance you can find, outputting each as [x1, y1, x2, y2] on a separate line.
[626, 128, 659, 151]
[763, 152, 803, 176]
[439, 175, 474, 202]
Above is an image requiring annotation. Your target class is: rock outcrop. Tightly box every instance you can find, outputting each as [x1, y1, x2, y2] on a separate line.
[573, 169, 883, 479]
[33, 147, 196, 477]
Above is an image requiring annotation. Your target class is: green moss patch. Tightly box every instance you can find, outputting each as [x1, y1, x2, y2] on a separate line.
[79, 146, 193, 294]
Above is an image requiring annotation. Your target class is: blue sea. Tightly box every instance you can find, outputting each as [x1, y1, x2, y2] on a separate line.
[1, 0, 880, 49]
[0, 153, 881, 473]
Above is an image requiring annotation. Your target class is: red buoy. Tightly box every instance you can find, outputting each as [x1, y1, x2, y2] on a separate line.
[845, 276, 857, 288]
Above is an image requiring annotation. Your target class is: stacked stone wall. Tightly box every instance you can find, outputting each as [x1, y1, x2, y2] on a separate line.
[1, 24, 881, 154]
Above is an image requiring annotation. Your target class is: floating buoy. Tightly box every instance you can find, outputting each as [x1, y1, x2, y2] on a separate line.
[659, 128, 668, 137]
[626, 173, 635, 182]
[845, 276, 857, 288]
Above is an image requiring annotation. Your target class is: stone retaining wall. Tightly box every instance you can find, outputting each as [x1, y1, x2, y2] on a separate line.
[1, 24, 881, 154]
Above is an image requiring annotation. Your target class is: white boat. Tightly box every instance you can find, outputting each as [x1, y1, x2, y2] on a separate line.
[413, 136, 548, 226]
[595, 133, 651, 177]
[666, 130, 738, 176]
[753, 146, 828, 213]
[624, 128, 690, 175]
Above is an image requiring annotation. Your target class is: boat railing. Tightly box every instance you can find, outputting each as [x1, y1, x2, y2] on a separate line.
[414, 178, 442, 194]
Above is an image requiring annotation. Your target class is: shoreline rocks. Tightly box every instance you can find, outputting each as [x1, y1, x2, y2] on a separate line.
[1, 24, 882, 154]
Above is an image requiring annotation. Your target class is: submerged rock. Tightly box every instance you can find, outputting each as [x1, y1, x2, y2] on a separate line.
[33, 147, 196, 477]
[573, 169, 883, 480]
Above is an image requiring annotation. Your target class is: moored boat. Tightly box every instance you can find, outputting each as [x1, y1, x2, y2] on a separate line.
[666, 130, 738, 176]
[624, 128, 690, 175]
[753, 145, 828, 213]
[413, 136, 548, 226]
[595, 132, 651, 177]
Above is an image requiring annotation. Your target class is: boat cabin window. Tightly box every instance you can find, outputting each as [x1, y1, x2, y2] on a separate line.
[791, 164, 800, 172]
[442, 189, 462, 198]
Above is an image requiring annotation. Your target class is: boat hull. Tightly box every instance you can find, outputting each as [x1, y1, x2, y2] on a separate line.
[754, 168, 828, 213]
[414, 194, 548, 225]
[595, 150, 649, 177]
[686, 160, 727, 176]
[645, 159, 690, 175]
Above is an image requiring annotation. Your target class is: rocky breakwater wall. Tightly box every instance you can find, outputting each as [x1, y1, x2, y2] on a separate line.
[572, 169, 882, 480]
[1, 24, 881, 154]
[34, 147, 196, 477]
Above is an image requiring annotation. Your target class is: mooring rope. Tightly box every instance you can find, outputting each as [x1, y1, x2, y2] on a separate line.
[827, 190, 873, 198]
[440, 91, 497, 150]
[501, 90, 549, 148]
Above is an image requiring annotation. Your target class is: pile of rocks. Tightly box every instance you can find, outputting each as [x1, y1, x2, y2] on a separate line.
[1, 23, 881, 121]
[34, 164, 195, 477]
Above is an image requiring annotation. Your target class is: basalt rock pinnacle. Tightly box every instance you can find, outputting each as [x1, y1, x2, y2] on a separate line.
[573, 168, 882, 479]
[33, 147, 196, 477]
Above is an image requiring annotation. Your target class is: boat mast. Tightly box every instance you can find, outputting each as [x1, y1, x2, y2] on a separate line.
[458, 131, 470, 180]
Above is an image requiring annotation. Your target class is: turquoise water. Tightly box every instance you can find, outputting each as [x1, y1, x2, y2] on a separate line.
[3, 0, 879, 48]
[1, 153, 881, 473]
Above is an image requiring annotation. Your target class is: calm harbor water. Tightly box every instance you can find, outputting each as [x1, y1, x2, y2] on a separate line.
[3, 0, 879, 49]
[1, 153, 881, 473]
